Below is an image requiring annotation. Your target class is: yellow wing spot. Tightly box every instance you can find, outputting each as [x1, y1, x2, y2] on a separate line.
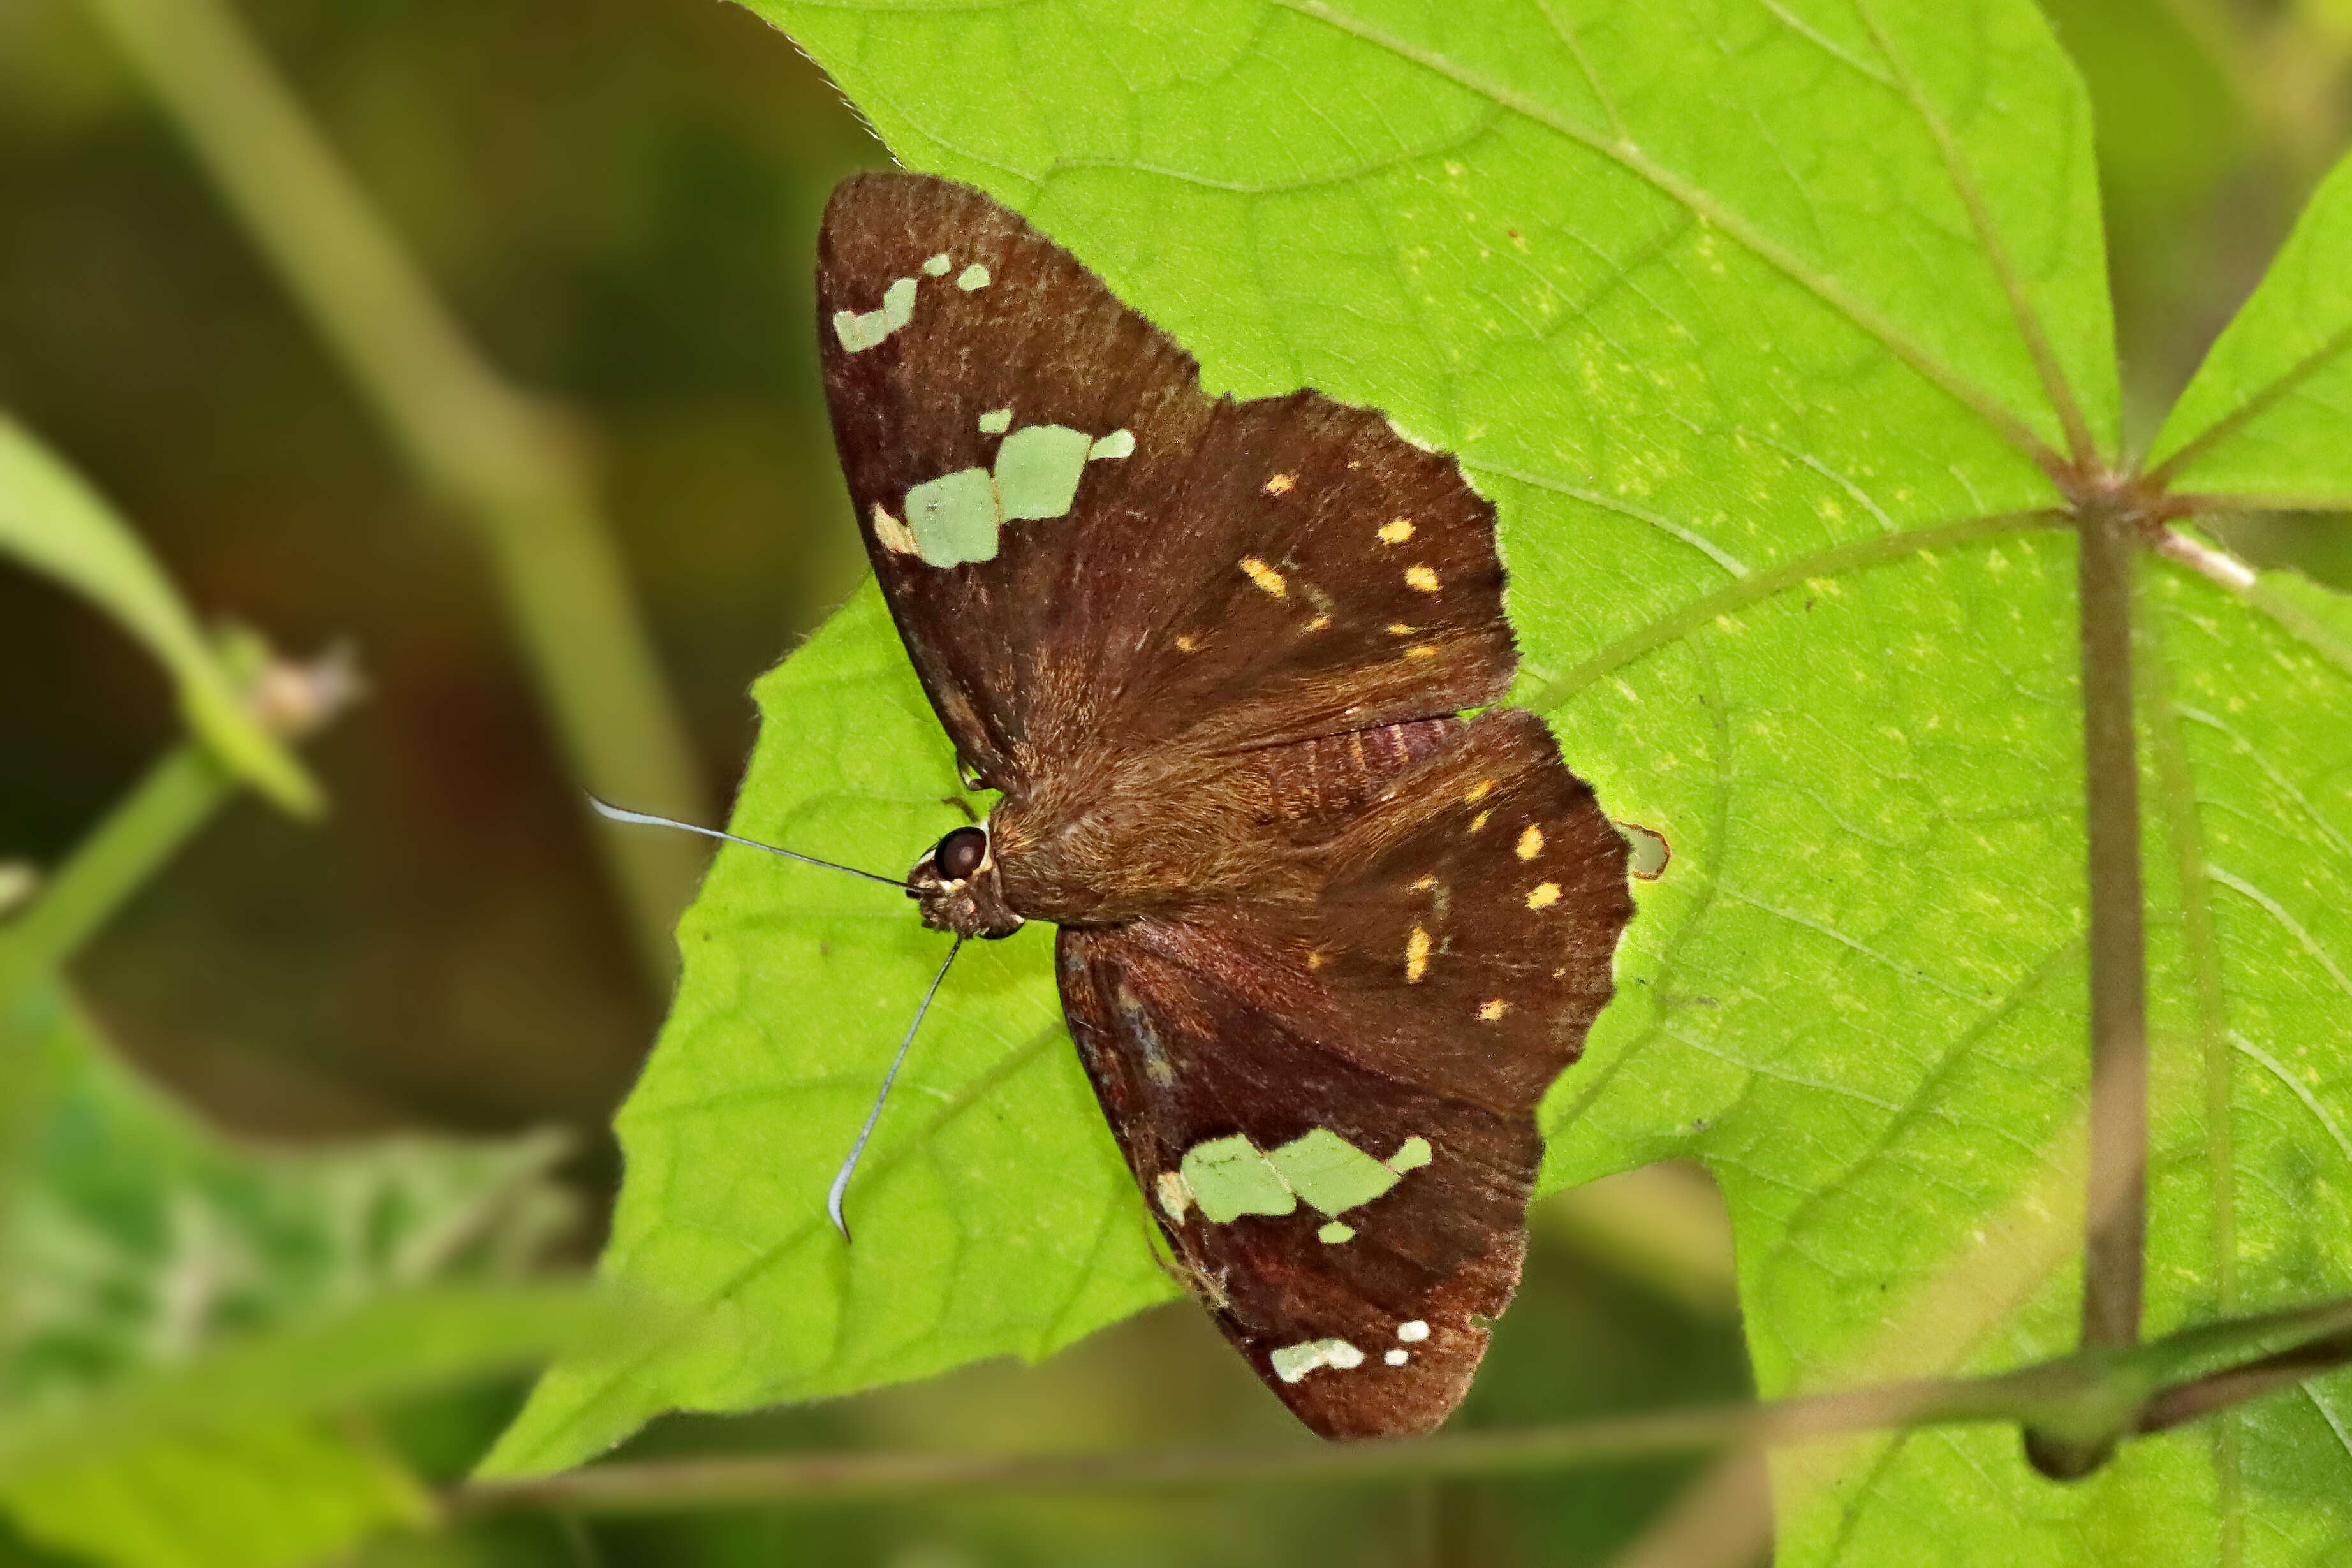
[1527, 882, 1562, 910]
[871, 504, 918, 556]
[1405, 564, 1441, 592]
[1305, 615, 1332, 631]
[1464, 780, 1494, 804]
[1404, 644, 1439, 661]
[1240, 557, 1288, 597]
[1411, 875, 1437, 891]
[1387, 622, 1415, 637]
[1264, 473, 1297, 495]
[1378, 518, 1415, 545]
[1478, 999, 1510, 1022]
[1469, 809, 1492, 833]
[1406, 925, 1432, 982]
[1175, 634, 1199, 653]
[1307, 948, 1327, 971]
[1517, 824, 1545, 860]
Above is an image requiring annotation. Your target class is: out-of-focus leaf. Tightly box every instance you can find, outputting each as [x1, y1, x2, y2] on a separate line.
[0, 1417, 430, 1568]
[0, 992, 602, 1567]
[0, 416, 319, 816]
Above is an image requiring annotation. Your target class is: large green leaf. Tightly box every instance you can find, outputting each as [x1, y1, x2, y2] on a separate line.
[0, 418, 320, 816]
[496, 4, 2352, 1562]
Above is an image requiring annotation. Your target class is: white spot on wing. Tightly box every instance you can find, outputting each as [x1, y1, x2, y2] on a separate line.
[1397, 1319, 1429, 1342]
[957, 263, 991, 291]
[1155, 1171, 1192, 1224]
[1270, 1338, 1366, 1383]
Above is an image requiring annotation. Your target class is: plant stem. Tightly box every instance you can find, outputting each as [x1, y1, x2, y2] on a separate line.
[457, 1294, 2352, 1516]
[79, 0, 709, 987]
[0, 651, 362, 1010]
[0, 748, 227, 1011]
[2027, 501, 2152, 1479]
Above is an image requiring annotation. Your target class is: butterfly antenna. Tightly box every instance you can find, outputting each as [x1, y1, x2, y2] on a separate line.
[586, 796, 912, 890]
[827, 935, 964, 1242]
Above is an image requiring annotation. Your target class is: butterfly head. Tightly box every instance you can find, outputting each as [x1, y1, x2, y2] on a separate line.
[908, 822, 1024, 939]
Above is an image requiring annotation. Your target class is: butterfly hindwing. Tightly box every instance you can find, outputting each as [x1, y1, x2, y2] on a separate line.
[817, 173, 1517, 793]
[1056, 712, 1631, 1437]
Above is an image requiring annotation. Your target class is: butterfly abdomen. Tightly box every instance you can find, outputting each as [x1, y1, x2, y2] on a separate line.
[1254, 717, 1464, 842]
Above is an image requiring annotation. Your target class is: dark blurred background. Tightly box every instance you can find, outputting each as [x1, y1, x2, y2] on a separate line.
[0, 0, 2345, 1562]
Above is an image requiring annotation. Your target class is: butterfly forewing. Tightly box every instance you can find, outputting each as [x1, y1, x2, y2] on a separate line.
[816, 175, 1517, 789]
[814, 172, 1635, 1438]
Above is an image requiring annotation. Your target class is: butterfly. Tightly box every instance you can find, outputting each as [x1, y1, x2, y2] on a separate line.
[803, 172, 1633, 1440]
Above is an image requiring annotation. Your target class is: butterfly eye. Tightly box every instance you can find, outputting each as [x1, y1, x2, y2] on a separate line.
[934, 825, 989, 882]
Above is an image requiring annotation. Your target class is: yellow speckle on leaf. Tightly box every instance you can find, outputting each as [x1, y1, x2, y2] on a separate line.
[1527, 882, 1561, 910]
[1241, 557, 1287, 597]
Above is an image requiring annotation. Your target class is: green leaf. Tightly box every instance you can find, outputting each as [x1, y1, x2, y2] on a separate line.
[480, 585, 1175, 1476]
[0, 1418, 430, 1568]
[496, 4, 2352, 1560]
[2148, 149, 2352, 504]
[1, 992, 606, 1567]
[0, 1279, 626, 1568]
[0, 416, 320, 816]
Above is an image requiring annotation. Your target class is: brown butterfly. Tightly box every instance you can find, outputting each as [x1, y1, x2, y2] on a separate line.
[779, 172, 1634, 1440]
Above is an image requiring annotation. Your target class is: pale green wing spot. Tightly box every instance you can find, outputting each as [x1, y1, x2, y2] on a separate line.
[994, 425, 1094, 521]
[1087, 429, 1135, 461]
[904, 467, 999, 567]
[1385, 1136, 1433, 1173]
[1267, 1127, 1402, 1216]
[830, 307, 891, 352]
[956, 263, 990, 291]
[883, 277, 919, 331]
[1269, 1338, 1365, 1384]
[978, 408, 1013, 436]
[1180, 1134, 1297, 1223]
[1317, 1220, 1356, 1245]
[921, 253, 950, 277]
